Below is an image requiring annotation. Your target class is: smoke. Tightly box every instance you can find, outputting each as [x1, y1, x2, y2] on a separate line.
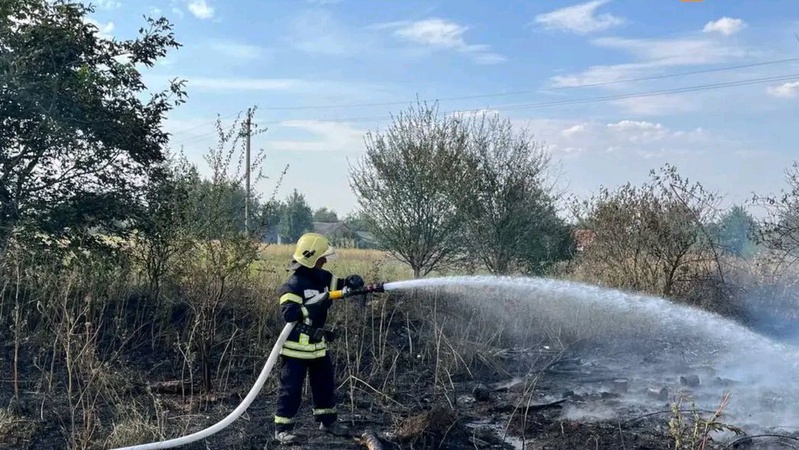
[725, 262, 799, 345]
[385, 276, 799, 433]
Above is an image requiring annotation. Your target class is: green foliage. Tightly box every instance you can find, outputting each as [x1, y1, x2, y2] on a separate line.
[170, 112, 278, 392]
[183, 178, 263, 238]
[279, 189, 313, 243]
[455, 112, 574, 275]
[350, 100, 476, 278]
[127, 151, 198, 298]
[313, 207, 339, 222]
[0, 0, 185, 256]
[571, 164, 722, 299]
[668, 392, 743, 450]
[712, 205, 759, 258]
[343, 210, 371, 232]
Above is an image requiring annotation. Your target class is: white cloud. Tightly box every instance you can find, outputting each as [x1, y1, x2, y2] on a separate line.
[610, 95, 698, 116]
[547, 35, 754, 115]
[170, 7, 185, 19]
[271, 120, 366, 152]
[306, 0, 343, 4]
[606, 119, 703, 143]
[703, 17, 747, 36]
[185, 77, 309, 91]
[209, 40, 263, 60]
[376, 18, 506, 65]
[393, 18, 469, 48]
[549, 36, 750, 88]
[593, 36, 748, 66]
[95, 0, 121, 9]
[83, 17, 115, 40]
[562, 123, 588, 137]
[187, 0, 214, 19]
[533, 0, 625, 35]
[288, 9, 368, 57]
[767, 81, 799, 98]
[505, 116, 783, 210]
[171, 76, 391, 100]
[524, 118, 705, 153]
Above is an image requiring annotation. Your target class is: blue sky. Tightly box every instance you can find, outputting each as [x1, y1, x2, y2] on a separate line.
[86, 0, 799, 218]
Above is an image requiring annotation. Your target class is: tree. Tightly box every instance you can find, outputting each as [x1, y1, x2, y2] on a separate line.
[753, 161, 799, 269]
[261, 199, 285, 243]
[313, 207, 339, 222]
[571, 164, 722, 299]
[280, 189, 313, 243]
[714, 205, 758, 258]
[172, 112, 282, 393]
[343, 210, 371, 232]
[129, 151, 197, 299]
[455, 112, 574, 275]
[183, 177, 262, 238]
[0, 0, 186, 256]
[349, 100, 472, 278]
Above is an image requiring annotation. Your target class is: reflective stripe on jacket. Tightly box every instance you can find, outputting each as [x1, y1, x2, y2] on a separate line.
[277, 267, 344, 359]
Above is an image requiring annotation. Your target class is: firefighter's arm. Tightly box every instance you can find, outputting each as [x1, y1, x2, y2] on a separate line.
[279, 292, 304, 323]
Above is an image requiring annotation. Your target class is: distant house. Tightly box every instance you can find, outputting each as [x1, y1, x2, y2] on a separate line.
[355, 231, 377, 249]
[312, 222, 379, 249]
[313, 222, 361, 248]
[573, 229, 596, 252]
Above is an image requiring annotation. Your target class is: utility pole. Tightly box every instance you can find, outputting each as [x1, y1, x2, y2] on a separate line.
[244, 109, 251, 235]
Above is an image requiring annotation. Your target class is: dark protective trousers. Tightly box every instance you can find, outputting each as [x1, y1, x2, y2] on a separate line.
[274, 354, 337, 432]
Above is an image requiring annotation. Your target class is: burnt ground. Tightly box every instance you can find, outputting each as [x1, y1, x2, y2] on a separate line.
[4, 339, 799, 450]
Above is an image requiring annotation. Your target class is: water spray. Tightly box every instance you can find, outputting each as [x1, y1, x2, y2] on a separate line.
[109, 283, 387, 450]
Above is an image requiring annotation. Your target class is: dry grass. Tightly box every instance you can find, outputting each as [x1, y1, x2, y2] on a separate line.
[0, 241, 494, 449]
[255, 243, 413, 284]
[0, 408, 36, 448]
[2, 238, 779, 449]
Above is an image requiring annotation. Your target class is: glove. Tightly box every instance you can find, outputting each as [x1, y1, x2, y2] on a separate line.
[324, 328, 339, 342]
[344, 274, 365, 290]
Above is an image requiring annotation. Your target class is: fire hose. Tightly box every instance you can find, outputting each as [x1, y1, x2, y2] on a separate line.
[109, 283, 385, 450]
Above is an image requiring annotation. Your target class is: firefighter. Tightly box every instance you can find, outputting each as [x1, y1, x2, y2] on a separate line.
[273, 232, 365, 445]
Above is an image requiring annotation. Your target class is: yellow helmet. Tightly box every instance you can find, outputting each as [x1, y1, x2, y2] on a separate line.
[290, 232, 337, 269]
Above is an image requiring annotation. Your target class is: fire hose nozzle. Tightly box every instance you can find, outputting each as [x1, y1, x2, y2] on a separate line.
[361, 283, 385, 294]
[328, 283, 385, 300]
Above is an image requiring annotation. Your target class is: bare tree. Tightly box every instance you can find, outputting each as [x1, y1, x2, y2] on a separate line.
[349, 100, 471, 278]
[455, 112, 573, 275]
[753, 161, 799, 271]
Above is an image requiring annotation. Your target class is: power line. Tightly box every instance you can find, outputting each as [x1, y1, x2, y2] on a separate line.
[164, 56, 799, 144]
[165, 111, 242, 137]
[252, 72, 799, 125]
[165, 71, 799, 148]
[493, 73, 799, 112]
[253, 57, 799, 111]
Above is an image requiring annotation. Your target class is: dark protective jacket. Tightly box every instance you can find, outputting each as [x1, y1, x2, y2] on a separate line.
[277, 266, 345, 359]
